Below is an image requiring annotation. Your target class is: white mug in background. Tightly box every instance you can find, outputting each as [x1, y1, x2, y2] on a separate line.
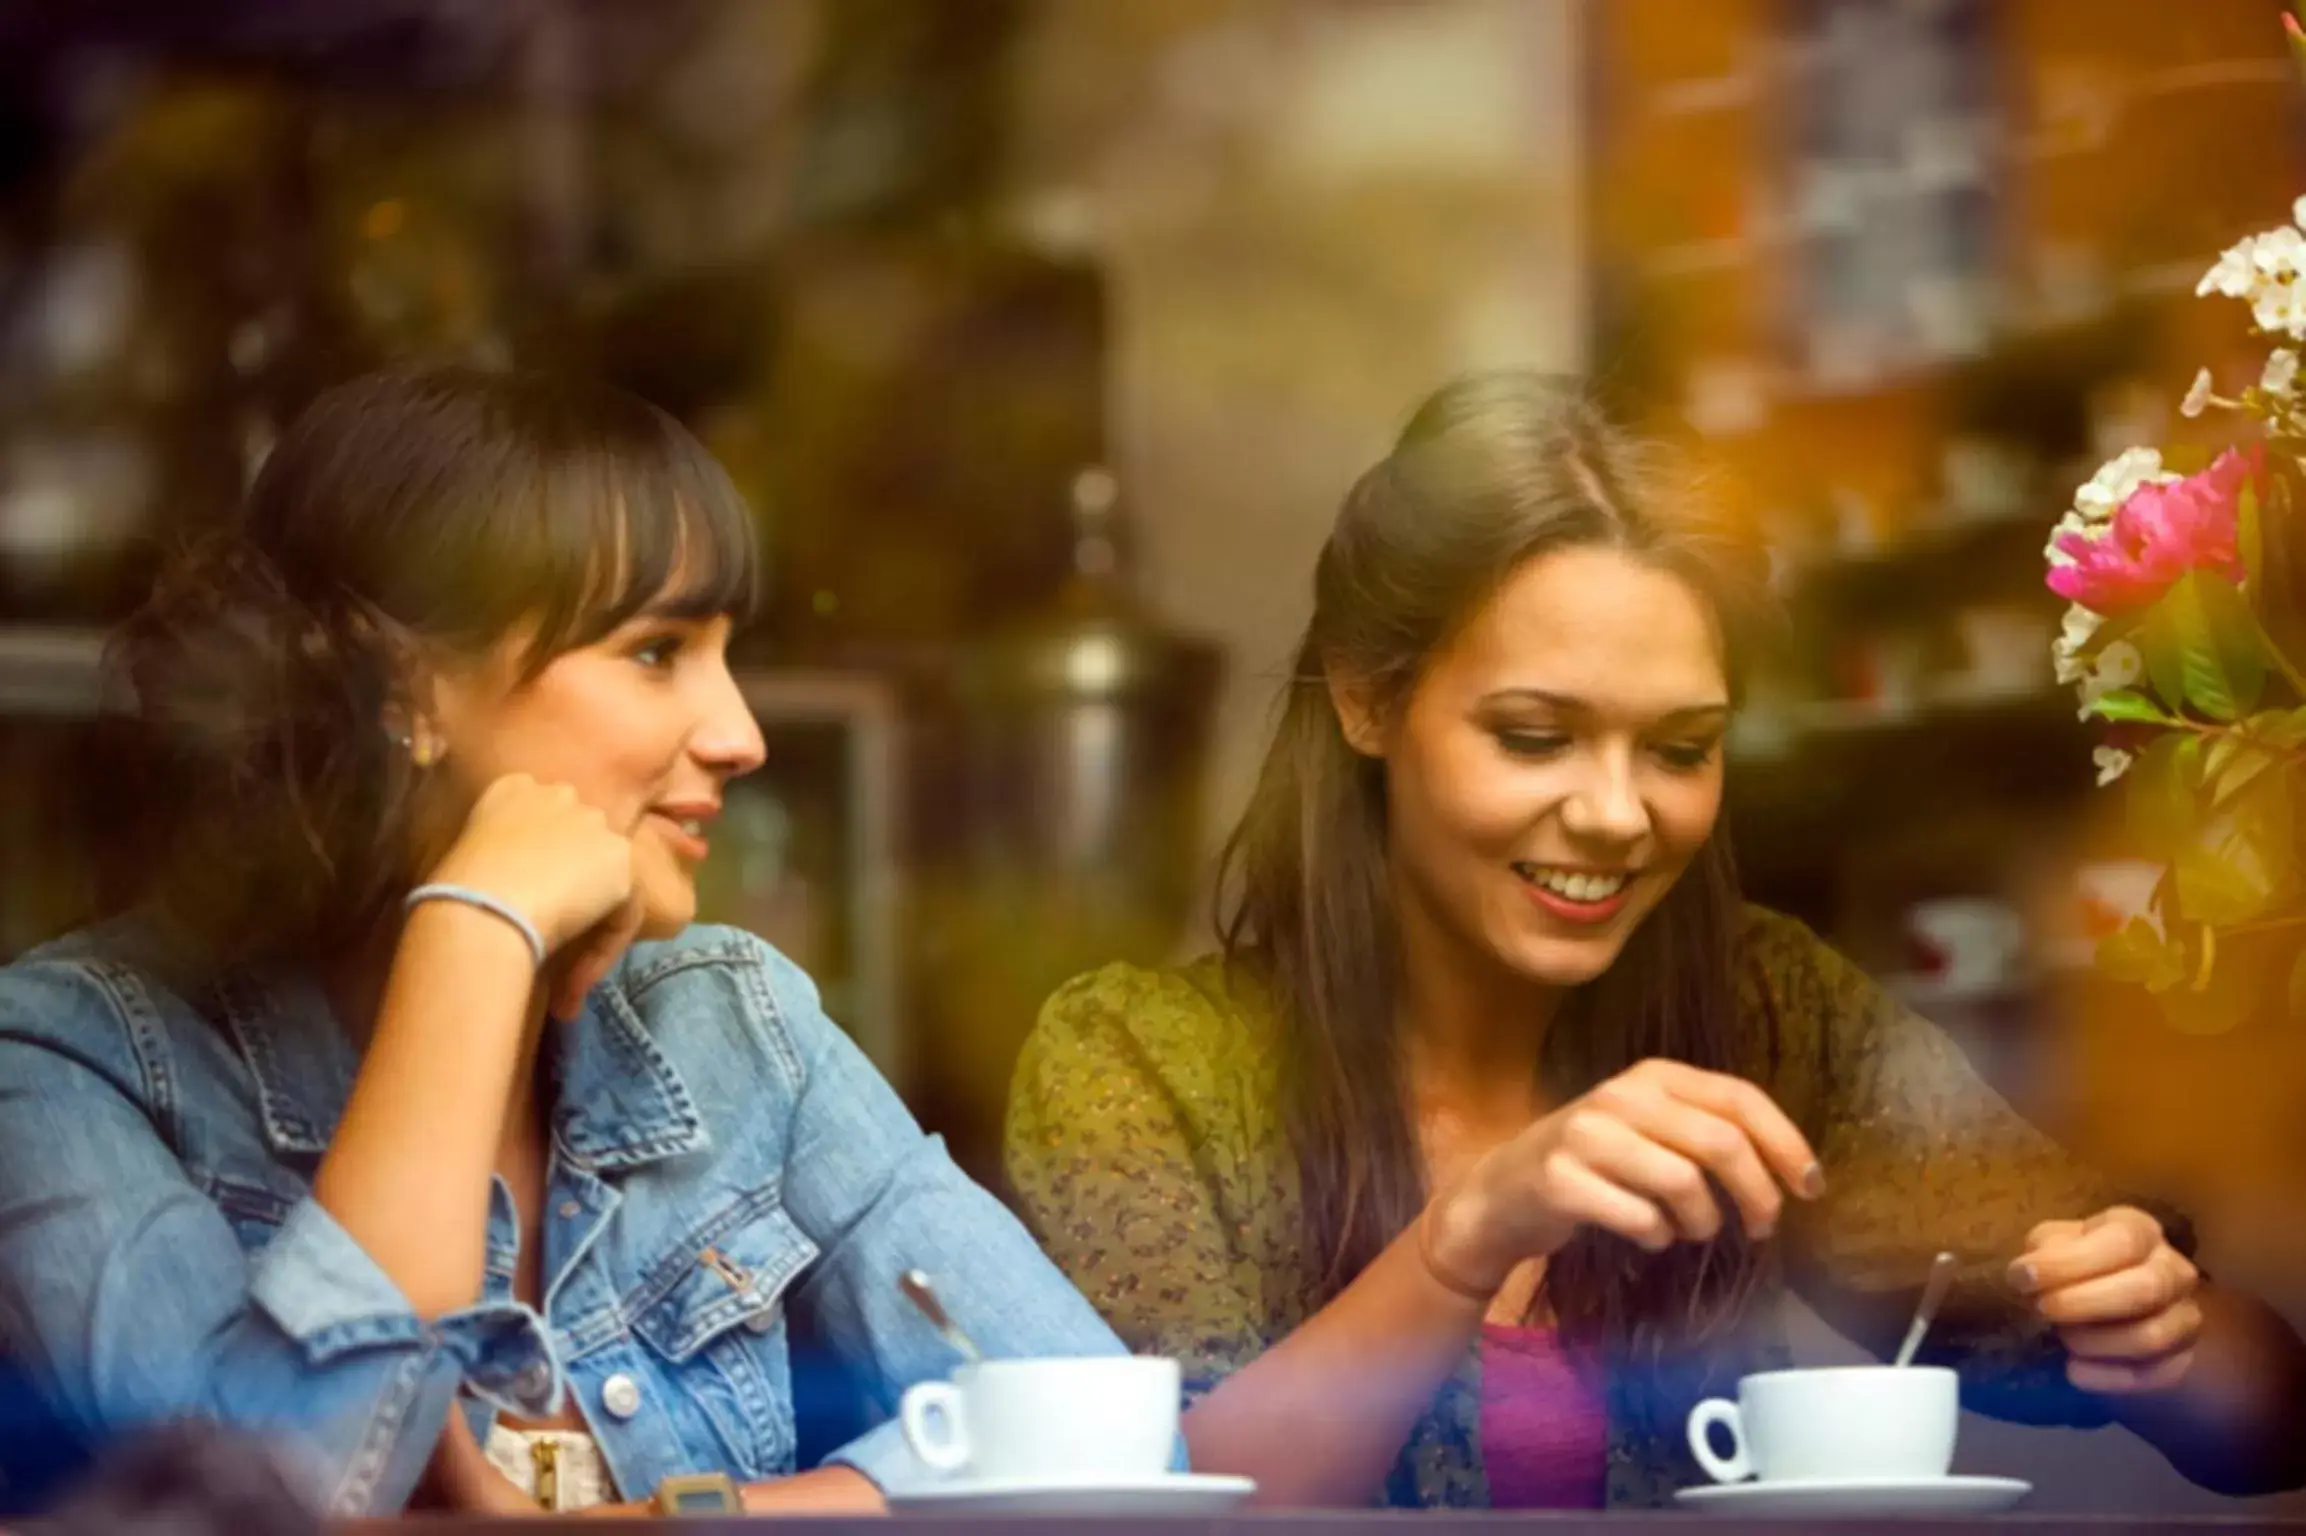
[2074, 860, 2159, 940]
[898, 1356, 1179, 1486]
[1906, 897, 2026, 990]
[1686, 1365, 1959, 1486]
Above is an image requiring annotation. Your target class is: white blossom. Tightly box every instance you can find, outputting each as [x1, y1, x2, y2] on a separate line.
[2045, 510, 2089, 569]
[2265, 348, 2301, 396]
[2052, 602, 2105, 684]
[2077, 640, 2145, 713]
[2202, 235, 2271, 298]
[2253, 224, 2306, 273]
[2095, 746, 2135, 787]
[2197, 225, 2306, 322]
[2253, 282, 2306, 340]
[2182, 367, 2215, 417]
[2074, 447, 2172, 522]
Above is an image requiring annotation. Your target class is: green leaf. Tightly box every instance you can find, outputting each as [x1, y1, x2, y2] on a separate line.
[2206, 733, 2243, 782]
[2211, 742, 2279, 808]
[2099, 917, 2187, 993]
[2141, 606, 2190, 712]
[2126, 734, 2201, 849]
[2143, 572, 2267, 722]
[2083, 689, 2178, 726]
[2154, 924, 2263, 1035]
[2197, 573, 2270, 711]
[2248, 706, 2306, 751]
[2176, 732, 2207, 792]
[2173, 765, 2292, 924]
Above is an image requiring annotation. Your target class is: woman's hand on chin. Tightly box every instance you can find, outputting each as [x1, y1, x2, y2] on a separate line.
[426, 773, 645, 1021]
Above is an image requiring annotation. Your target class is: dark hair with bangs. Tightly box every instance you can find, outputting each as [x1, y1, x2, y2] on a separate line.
[110, 365, 760, 975]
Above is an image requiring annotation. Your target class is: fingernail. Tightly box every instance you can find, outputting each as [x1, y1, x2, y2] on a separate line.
[2008, 1260, 2037, 1293]
[1801, 1163, 1827, 1199]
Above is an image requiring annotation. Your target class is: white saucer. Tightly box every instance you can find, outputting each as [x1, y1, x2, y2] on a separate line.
[1675, 1475, 2030, 1517]
[891, 1473, 1257, 1517]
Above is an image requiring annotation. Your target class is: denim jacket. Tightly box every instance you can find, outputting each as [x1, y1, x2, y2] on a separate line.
[0, 921, 1131, 1514]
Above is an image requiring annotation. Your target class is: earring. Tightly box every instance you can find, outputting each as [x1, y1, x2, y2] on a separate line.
[410, 737, 440, 770]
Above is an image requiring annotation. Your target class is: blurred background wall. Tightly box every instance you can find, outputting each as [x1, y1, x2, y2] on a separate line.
[0, 0, 2303, 1512]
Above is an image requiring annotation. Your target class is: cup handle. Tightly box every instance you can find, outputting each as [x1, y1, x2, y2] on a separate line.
[1686, 1397, 1752, 1484]
[899, 1382, 972, 1475]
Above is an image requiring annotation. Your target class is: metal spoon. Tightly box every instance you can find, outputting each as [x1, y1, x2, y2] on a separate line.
[1894, 1251, 1960, 1368]
[899, 1269, 984, 1364]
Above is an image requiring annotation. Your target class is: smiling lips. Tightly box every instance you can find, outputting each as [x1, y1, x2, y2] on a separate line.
[1511, 861, 1636, 925]
[648, 804, 718, 861]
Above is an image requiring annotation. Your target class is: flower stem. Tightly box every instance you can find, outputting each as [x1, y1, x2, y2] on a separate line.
[2248, 610, 2306, 698]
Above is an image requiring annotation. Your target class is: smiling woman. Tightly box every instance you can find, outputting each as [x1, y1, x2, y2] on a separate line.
[112, 367, 763, 972]
[0, 366, 1140, 1518]
[1005, 371, 2306, 1512]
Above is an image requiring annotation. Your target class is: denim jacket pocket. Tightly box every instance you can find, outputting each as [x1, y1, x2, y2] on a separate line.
[627, 1182, 820, 1474]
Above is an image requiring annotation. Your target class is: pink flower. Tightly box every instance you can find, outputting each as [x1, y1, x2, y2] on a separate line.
[2047, 444, 2260, 614]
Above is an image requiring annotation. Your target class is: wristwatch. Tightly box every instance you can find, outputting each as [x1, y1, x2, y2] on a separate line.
[653, 1472, 742, 1516]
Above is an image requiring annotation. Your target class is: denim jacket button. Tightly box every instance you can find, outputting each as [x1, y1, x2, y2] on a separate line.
[743, 1300, 775, 1333]
[601, 1372, 643, 1420]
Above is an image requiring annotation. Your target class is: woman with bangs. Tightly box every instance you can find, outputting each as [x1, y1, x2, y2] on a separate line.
[0, 367, 1133, 1517]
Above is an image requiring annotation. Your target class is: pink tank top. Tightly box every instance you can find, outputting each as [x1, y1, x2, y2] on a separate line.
[1478, 1323, 1608, 1509]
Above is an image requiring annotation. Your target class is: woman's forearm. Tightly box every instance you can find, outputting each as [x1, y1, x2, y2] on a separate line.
[313, 903, 540, 1318]
[1182, 1204, 1492, 1507]
[2113, 1282, 2306, 1496]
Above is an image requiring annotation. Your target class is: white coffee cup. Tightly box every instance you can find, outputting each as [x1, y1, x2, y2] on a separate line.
[1907, 897, 2026, 990]
[899, 1356, 1180, 1485]
[1686, 1365, 1958, 1484]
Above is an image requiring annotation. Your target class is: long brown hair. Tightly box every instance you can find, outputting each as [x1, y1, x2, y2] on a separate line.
[1214, 371, 1778, 1368]
[109, 365, 759, 977]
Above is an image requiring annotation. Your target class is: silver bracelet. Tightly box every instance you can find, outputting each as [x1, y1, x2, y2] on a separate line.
[403, 883, 547, 968]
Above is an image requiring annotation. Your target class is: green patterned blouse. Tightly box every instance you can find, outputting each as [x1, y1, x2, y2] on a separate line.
[1004, 905, 2185, 1508]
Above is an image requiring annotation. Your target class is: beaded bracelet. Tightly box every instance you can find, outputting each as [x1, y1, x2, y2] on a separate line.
[403, 883, 547, 969]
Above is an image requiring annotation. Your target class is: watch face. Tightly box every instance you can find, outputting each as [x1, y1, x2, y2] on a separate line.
[658, 1475, 739, 1515]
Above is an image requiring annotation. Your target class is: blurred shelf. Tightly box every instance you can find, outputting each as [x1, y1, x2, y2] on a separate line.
[1735, 680, 2078, 757]
[1730, 684, 2093, 882]
[0, 626, 109, 718]
[0, 624, 902, 728]
[0, 2, 539, 95]
[1787, 509, 2053, 620]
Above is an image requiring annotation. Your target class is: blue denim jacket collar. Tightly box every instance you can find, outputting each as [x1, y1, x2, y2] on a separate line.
[214, 965, 709, 1170]
[549, 985, 707, 1170]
